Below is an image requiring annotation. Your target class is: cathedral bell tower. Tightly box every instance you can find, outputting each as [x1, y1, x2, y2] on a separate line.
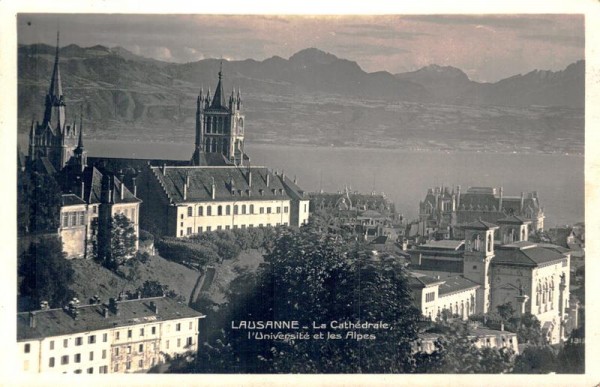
[192, 62, 245, 166]
[462, 219, 498, 314]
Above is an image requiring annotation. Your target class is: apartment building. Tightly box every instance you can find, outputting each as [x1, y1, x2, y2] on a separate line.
[17, 296, 205, 374]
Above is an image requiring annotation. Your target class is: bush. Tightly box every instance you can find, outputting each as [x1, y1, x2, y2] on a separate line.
[156, 237, 220, 267]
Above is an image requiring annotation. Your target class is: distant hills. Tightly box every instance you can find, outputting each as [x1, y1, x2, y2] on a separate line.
[17, 44, 584, 153]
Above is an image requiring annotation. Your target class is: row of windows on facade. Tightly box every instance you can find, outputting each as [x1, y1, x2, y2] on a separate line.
[183, 204, 289, 218]
[24, 321, 192, 354]
[180, 222, 289, 237]
[425, 300, 476, 320]
[61, 207, 136, 228]
[48, 349, 108, 367]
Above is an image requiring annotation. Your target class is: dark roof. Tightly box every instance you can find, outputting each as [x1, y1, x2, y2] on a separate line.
[371, 235, 389, 244]
[31, 157, 57, 175]
[194, 152, 232, 167]
[496, 215, 531, 225]
[151, 166, 296, 204]
[438, 276, 480, 295]
[18, 297, 205, 342]
[493, 243, 567, 267]
[83, 166, 141, 205]
[61, 194, 86, 207]
[408, 273, 445, 288]
[280, 175, 308, 200]
[462, 219, 499, 230]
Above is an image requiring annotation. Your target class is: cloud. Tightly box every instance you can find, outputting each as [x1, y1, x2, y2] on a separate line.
[402, 15, 561, 29]
[332, 44, 411, 57]
[520, 34, 584, 48]
[338, 24, 430, 40]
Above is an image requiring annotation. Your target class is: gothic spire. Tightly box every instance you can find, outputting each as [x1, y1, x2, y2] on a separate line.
[210, 61, 227, 109]
[43, 30, 66, 131]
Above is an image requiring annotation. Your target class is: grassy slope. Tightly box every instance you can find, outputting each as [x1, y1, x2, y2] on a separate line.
[69, 254, 200, 303]
[69, 249, 264, 305]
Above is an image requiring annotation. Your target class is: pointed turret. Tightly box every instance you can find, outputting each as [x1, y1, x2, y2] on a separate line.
[205, 87, 211, 108]
[236, 87, 242, 110]
[210, 61, 227, 109]
[73, 106, 87, 171]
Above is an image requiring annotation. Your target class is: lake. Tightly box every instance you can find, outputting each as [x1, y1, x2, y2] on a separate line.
[18, 136, 584, 227]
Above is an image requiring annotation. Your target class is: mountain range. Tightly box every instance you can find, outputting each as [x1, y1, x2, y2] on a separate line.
[17, 44, 584, 153]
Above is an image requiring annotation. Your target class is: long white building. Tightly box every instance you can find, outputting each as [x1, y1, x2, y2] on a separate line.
[17, 296, 205, 374]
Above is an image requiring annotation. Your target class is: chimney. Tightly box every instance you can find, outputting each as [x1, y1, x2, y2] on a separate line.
[499, 186, 504, 211]
[520, 192, 525, 211]
[102, 307, 109, 318]
[120, 182, 125, 200]
[266, 173, 270, 187]
[500, 322, 504, 331]
[211, 177, 216, 200]
[294, 175, 297, 184]
[80, 181, 85, 199]
[109, 298, 119, 316]
[150, 301, 158, 314]
[183, 182, 187, 201]
[132, 177, 137, 197]
[456, 185, 461, 208]
[162, 164, 166, 175]
[247, 170, 252, 188]
[29, 312, 36, 328]
[40, 301, 49, 310]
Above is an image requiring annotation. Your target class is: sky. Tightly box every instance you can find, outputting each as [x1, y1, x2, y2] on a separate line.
[17, 13, 584, 83]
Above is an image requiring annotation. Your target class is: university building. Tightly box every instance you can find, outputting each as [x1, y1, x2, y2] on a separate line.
[18, 297, 204, 374]
[408, 216, 573, 344]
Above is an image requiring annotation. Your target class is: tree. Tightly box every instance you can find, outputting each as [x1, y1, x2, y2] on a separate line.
[182, 228, 422, 373]
[93, 213, 137, 270]
[413, 321, 515, 373]
[17, 169, 62, 234]
[512, 346, 558, 374]
[18, 235, 75, 309]
[557, 325, 585, 374]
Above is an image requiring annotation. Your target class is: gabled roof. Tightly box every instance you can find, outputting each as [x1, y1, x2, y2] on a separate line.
[280, 175, 308, 200]
[61, 166, 141, 205]
[17, 297, 204, 341]
[461, 219, 498, 230]
[151, 166, 294, 204]
[493, 243, 567, 267]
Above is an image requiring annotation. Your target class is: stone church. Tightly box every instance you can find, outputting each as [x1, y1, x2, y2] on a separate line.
[23, 33, 141, 259]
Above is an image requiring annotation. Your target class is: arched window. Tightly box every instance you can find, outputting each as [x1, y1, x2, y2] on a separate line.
[226, 205, 231, 215]
[207, 206, 212, 216]
[198, 206, 203, 216]
[249, 204, 254, 214]
[217, 205, 223, 216]
[242, 205, 247, 214]
[233, 205, 238, 215]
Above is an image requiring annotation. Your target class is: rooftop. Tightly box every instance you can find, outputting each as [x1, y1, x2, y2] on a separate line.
[18, 297, 205, 341]
[420, 240, 465, 251]
[461, 219, 499, 230]
[494, 243, 567, 267]
[151, 165, 303, 204]
[438, 275, 480, 295]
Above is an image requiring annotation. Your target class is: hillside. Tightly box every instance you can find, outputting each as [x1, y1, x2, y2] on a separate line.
[18, 44, 584, 154]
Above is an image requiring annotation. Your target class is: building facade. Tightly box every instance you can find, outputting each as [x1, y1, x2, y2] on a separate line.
[18, 297, 204, 374]
[139, 165, 309, 237]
